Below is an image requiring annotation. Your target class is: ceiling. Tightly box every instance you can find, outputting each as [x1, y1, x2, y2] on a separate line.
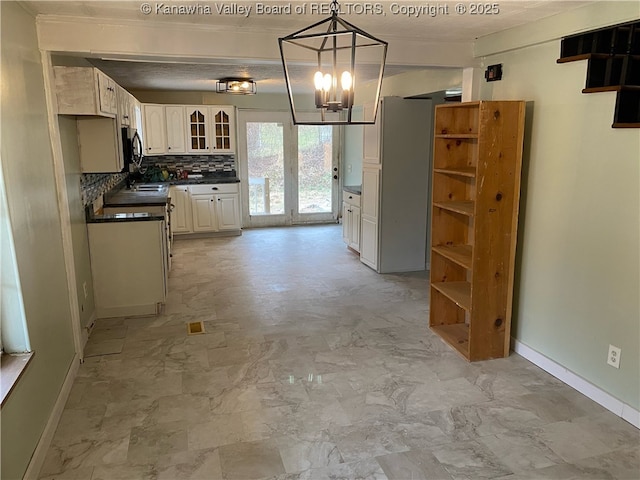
[28, 1, 591, 92]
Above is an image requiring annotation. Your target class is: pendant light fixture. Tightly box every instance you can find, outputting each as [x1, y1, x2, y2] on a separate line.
[279, 0, 387, 125]
[216, 78, 257, 95]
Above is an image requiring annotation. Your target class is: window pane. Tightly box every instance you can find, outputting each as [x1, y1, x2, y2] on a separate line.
[246, 122, 284, 215]
[298, 126, 332, 213]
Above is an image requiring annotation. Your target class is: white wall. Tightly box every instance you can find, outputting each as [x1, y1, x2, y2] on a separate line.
[0, 3, 77, 478]
[476, 3, 639, 410]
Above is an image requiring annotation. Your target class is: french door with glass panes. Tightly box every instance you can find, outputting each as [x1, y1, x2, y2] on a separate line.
[237, 111, 339, 228]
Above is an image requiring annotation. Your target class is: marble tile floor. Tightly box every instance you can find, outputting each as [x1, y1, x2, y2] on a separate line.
[40, 225, 639, 480]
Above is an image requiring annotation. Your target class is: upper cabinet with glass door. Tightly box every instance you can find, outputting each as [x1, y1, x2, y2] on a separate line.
[186, 106, 211, 153]
[210, 106, 236, 153]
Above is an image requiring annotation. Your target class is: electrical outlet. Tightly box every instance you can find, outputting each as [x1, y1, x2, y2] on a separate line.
[607, 344, 621, 369]
[82, 282, 88, 299]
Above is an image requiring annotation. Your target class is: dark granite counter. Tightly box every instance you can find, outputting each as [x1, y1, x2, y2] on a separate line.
[168, 177, 240, 185]
[343, 185, 362, 195]
[87, 212, 165, 223]
[103, 185, 169, 208]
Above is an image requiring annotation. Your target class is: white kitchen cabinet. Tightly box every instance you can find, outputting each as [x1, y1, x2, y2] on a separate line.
[54, 66, 118, 117]
[360, 216, 378, 268]
[215, 194, 241, 230]
[165, 106, 186, 154]
[169, 185, 193, 233]
[117, 87, 132, 127]
[102, 203, 172, 273]
[210, 106, 236, 153]
[54, 66, 129, 173]
[143, 104, 167, 155]
[187, 183, 241, 234]
[132, 99, 143, 134]
[87, 220, 167, 318]
[359, 168, 379, 268]
[342, 191, 361, 252]
[362, 102, 381, 165]
[186, 106, 211, 153]
[191, 195, 217, 232]
[76, 117, 124, 173]
[359, 97, 432, 273]
[97, 71, 118, 115]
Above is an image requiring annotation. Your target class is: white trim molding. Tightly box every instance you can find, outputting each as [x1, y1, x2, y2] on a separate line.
[512, 338, 640, 429]
[23, 354, 80, 480]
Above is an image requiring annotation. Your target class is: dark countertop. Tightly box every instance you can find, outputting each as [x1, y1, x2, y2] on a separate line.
[99, 176, 241, 211]
[87, 212, 165, 223]
[343, 185, 362, 195]
[103, 185, 170, 208]
[168, 177, 240, 185]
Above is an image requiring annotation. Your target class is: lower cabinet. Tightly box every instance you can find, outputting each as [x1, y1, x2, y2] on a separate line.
[170, 183, 241, 235]
[169, 186, 193, 233]
[87, 220, 168, 318]
[360, 216, 378, 269]
[342, 192, 361, 253]
[360, 167, 380, 270]
[191, 194, 217, 232]
[216, 194, 241, 231]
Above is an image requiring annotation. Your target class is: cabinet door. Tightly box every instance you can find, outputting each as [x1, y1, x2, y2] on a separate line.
[191, 195, 217, 232]
[350, 205, 361, 252]
[215, 194, 241, 230]
[210, 106, 235, 152]
[77, 117, 123, 173]
[117, 87, 130, 126]
[342, 202, 351, 245]
[169, 186, 193, 233]
[361, 168, 380, 219]
[143, 105, 166, 155]
[360, 216, 378, 269]
[186, 107, 211, 153]
[97, 71, 117, 115]
[165, 106, 186, 154]
[363, 102, 381, 165]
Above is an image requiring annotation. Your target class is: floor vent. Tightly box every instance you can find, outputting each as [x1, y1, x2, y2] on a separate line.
[187, 321, 205, 335]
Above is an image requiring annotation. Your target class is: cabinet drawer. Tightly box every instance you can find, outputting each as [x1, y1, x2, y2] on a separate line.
[189, 183, 238, 195]
[343, 192, 361, 207]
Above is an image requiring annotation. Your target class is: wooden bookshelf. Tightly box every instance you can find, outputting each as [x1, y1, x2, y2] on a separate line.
[429, 101, 525, 361]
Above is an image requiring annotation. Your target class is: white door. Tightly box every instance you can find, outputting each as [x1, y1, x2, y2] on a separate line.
[237, 110, 339, 228]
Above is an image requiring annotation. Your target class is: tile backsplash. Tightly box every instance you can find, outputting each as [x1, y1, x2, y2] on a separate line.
[142, 154, 236, 174]
[80, 173, 128, 207]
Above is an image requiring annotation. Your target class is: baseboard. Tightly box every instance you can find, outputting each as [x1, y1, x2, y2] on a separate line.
[512, 338, 640, 429]
[96, 303, 160, 319]
[23, 354, 80, 480]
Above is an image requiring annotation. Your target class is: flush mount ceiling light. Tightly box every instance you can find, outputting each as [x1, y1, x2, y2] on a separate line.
[278, 0, 387, 125]
[216, 78, 257, 95]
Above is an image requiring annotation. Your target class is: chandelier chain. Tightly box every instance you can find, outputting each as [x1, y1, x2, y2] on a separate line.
[330, 0, 340, 15]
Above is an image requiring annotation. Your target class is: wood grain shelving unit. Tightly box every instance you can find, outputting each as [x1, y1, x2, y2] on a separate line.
[429, 101, 525, 361]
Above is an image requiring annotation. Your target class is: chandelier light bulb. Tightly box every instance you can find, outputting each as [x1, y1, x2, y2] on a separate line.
[314, 71, 324, 90]
[322, 73, 332, 92]
[341, 71, 352, 90]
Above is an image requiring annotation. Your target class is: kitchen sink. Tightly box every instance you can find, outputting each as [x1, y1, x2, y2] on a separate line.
[130, 184, 166, 192]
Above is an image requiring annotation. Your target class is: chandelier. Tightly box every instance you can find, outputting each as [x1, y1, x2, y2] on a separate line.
[278, 0, 387, 125]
